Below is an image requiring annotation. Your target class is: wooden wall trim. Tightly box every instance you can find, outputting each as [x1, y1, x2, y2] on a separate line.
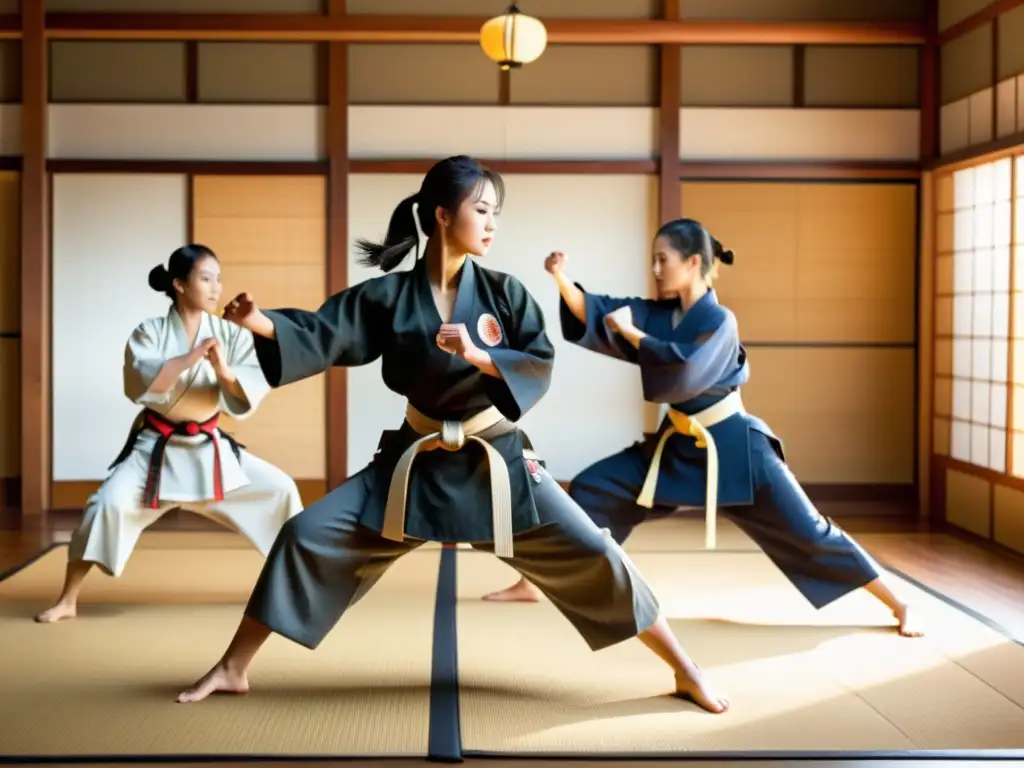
[46, 160, 329, 174]
[326, 0, 348, 490]
[20, 0, 50, 529]
[0, 157, 21, 172]
[658, 0, 681, 227]
[351, 160, 660, 175]
[927, 132, 1024, 171]
[938, 0, 1024, 46]
[678, 161, 921, 180]
[42, 159, 923, 180]
[41, 14, 926, 45]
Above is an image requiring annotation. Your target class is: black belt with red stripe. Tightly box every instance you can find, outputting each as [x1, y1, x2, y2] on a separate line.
[108, 408, 244, 509]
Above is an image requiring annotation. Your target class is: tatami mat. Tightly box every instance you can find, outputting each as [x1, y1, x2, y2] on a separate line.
[454, 548, 1024, 755]
[0, 546, 442, 758]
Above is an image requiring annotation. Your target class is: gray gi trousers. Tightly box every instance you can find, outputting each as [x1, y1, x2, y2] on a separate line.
[243, 463, 662, 652]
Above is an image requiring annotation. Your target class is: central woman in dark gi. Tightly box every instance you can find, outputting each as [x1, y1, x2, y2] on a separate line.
[177, 155, 729, 715]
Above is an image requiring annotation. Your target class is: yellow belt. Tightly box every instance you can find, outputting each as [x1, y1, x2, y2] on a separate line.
[635, 391, 745, 549]
[381, 404, 529, 559]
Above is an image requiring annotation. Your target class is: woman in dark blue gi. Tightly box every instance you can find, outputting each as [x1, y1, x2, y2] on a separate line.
[176, 158, 729, 714]
[481, 219, 923, 639]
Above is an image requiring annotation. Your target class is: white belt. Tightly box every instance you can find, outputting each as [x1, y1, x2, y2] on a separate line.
[382, 404, 530, 558]
[636, 390, 745, 549]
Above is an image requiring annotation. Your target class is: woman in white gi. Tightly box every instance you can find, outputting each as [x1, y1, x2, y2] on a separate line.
[35, 244, 303, 623]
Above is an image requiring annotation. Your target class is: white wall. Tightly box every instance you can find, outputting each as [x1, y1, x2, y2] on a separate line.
[51, 173, 188, 480]
[346, 173, 654, 481]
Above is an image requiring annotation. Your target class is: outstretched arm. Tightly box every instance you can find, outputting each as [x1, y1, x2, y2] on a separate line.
[225, 278, 392, 389]
[615, 313, 741, 403]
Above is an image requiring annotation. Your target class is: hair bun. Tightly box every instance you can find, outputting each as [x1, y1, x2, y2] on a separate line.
[719, 249, 735, 265]
[148, 264, 171, 293]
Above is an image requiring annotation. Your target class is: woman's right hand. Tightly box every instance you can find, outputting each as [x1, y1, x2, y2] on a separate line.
[544, 251, 566, 275]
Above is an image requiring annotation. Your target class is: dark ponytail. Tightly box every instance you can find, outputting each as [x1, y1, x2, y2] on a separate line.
[711, 236, 735, 266]
[148, 243, 217, 301]
[354, 193, 421, 273]
[355, 155, 505, 274]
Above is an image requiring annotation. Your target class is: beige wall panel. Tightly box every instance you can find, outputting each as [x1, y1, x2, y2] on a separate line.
[993, 484, 1024, 555]
[0, 41, 19, 103]
[680, 46, 793, 107]
[940, 0, 995, 31]
[193, 175, 327, 481]
[198, 43, 322, 104]
[680, 108, 920, 161]
[51, 174, 189, 481]
[998, 5, 1024, 80]
[510, 46, 657, 106]
[682, 0, 924, 20]
[347, 0, 657, 16]
[347, 106, 657, 160]
[681, 182, 799, 343]
[795, 184, 917, 343]
[0, 172, 18, 335]
[940, 97, 971, 155]
[945, 467, 992, 537]
[50, 42, 187, 103]
[996, 78, 1017, 138]
[0, 338, 17, 477]
[741, 348, 915, 483]
[804, 46, 919, 108]
[48, 0, 321, 11]
[683, 181, 917, 344]
[969, 87, 995, 145]
[349, 45, 497, 105]
[941, 24, 993, 105]
[48, 105, 325, 161]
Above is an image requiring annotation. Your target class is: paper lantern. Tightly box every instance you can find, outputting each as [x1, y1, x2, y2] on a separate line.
[480, 3, 547, 70]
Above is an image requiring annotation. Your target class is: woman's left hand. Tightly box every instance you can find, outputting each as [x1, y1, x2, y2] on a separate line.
[436, 323, 478, 359]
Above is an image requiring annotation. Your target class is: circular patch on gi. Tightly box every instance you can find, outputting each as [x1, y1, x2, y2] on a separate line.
[477, 313, 503, 347]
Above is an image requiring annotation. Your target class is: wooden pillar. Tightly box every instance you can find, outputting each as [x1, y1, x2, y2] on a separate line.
[919, 0, 939, 519]
[326, 0, 349, 489]
[658, 0, 681, 225]
[20, 0, 49, 529]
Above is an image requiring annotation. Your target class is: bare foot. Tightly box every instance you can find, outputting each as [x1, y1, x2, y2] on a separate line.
[674, 664, 729, 714]
[481, 579, 540, 603]
[893, 602, 924, 638]
[177, 662, 250, 703]
[35, 601, 77, 623]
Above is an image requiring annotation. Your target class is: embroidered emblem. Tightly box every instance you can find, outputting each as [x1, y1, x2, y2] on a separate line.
[477, 313, 503, 347]
[525, 458, 542, 484]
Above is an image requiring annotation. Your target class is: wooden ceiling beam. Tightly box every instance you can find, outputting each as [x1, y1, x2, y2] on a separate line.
[938, 0, 1024, 46]
[33, 14, 925, 45]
